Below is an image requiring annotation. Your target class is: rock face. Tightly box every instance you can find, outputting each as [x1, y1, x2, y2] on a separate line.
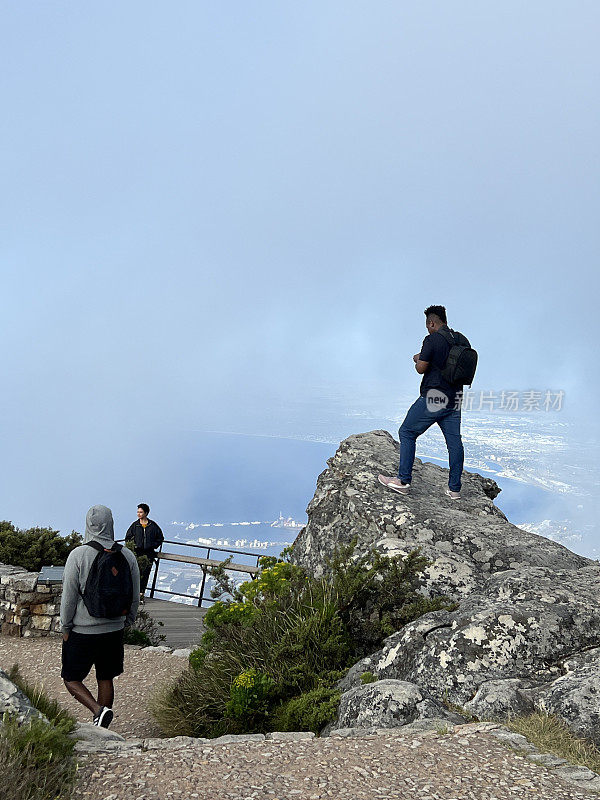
[336, 679, 462, 730]
[291, 430, 600, 742]
[0, 669, 45, 724]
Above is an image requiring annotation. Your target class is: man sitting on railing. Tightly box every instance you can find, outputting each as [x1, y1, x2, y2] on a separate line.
[125, 503, 164, 603]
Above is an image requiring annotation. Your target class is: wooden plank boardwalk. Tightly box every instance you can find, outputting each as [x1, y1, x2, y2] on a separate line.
[142, 598, 207, 649]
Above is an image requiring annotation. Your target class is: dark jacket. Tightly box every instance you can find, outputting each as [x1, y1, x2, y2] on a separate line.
[125, 519, 164, 553]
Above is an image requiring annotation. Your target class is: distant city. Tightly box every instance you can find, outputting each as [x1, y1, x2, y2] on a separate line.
[172, 512, 305, 532]
[153, 513, 306, 603]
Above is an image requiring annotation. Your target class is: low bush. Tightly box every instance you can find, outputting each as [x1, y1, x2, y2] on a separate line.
[225, 668, 275, 725]
[0, 714, 77, 800]
[271, 687, 342, 734]
[0, 521, 81, 573]
[123, 608, 166, 647]
[124, 541, 152, 587]
[360, 671, 378, 685]
[150, 542, 454, 738]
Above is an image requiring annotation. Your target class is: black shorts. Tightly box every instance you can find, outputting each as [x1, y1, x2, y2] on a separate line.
[61, 629, 125, 682]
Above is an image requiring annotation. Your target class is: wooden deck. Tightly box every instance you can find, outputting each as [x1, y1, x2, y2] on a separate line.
[142, 598, 207, 649]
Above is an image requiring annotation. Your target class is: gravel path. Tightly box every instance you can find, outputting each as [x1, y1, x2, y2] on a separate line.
[2, 638, 598, 799]
[73, 728, 598, 800]
[0, 637, 186, 738]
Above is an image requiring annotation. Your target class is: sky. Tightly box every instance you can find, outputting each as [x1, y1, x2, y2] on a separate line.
[1, 2, 599, 537]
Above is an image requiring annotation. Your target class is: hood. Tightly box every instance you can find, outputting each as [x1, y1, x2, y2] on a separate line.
[84, 505, 115, 545]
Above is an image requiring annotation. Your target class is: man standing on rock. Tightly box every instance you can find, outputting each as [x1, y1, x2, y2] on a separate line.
[60, 505, 140, 728]
[379, 305, 475, 500]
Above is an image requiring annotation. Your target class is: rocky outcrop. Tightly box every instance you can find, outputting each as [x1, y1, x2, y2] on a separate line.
[291, 430, 600, 743]
[335, 679, 463, 730]
[0, 669, 45, 724]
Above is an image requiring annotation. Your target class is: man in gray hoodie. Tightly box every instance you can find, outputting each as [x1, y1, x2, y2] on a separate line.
[60, 505, 140, 728]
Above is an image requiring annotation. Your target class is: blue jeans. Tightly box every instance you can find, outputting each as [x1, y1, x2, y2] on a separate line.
[398, 395, 464, 492]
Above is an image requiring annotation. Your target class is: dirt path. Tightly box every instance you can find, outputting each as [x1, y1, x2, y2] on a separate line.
[0, 636, 186, 738]
[73, 727, 598, 800]
[2, 638, 598, 799]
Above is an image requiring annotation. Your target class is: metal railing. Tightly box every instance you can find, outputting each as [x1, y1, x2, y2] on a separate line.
[120, 539, 262, 608]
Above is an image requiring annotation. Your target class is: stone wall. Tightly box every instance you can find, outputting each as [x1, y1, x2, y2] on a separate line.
[0, 563, 62, 637]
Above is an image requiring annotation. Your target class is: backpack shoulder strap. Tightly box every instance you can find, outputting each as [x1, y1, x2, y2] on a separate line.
[452, 330, 470, 346]
[84, 540, 122, 554]
[437, 327, 457, 346]
[84, 540, 105, 553]
[79, 540, 104, 597]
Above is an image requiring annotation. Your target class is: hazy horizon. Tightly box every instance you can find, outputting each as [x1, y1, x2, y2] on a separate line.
[2, 3, 598, 555]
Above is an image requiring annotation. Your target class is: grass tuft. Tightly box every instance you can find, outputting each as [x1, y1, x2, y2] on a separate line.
[0, 713, 77, 800]
[360, 671, 378, 685]
[441, 693, 477, 723]
[506, 711, 600, 774]
[7, 665, 76, 734]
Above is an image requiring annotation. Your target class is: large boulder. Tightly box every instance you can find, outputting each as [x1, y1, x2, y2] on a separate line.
[335, 679, 462, 730]
[291, 431, 600, 743]
[361, 566, 600, 700]
[532, 648, 600, 743]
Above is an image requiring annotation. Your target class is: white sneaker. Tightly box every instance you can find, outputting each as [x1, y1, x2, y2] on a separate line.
[445, 488, 461, 500]
[93, 706, 114, 728]
[378, 475, 411, 495]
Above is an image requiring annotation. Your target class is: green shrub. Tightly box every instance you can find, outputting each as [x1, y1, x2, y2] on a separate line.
[326, 543, 457, 658]
[124, 541, 152, 583]
[238, 558, 306, 603]
[7, 666, 76, 733]
[0, 714, 77, 800]
[0, 522, 81, 573]
[123, 628, 151, 646]
[225, 668, 275, 723]
[200, 600, 257, 650]
[271, 687, 342, 734]
[360, 671, 378, 685]
[151, 541, 454, 739]
[123, 608, 166, 646]
[188, 646, 207, 671]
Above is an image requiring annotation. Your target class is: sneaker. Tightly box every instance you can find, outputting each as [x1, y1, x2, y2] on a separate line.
[378, 475, 411, 495]
[93, 706, 114, 728]
[445, 488, 461, 500]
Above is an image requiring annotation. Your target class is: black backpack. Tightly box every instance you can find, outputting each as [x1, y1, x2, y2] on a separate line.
[81, 541, 134, 619]
[437, 328, 478, 388]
